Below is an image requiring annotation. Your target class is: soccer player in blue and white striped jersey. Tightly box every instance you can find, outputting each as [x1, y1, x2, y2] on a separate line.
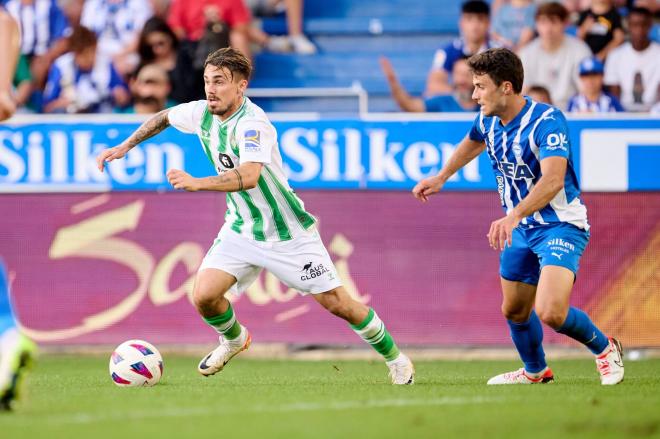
[413, 48, 624, 385]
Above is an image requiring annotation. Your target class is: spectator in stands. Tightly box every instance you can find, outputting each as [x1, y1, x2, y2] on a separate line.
[117, 63, 175, 113]
[604, 7, 660, 112]
[381, 56, 478, 112]
[43, 26, 130, 113]
[567, 56, 624, 112]
[527, 84, 554, 104]
[426, 0, 493, 96]
[0, 9, 21, 121]
[168, 0, 252, 60]
[80, 0, 153, 75]
[137, 17, 194, 103]
[519, 2, 592, 109]
[576, 0, 625, 60]
[247, 0, 316, 54]
[491, 0, 536, 51]
[4, 0, 71, 89]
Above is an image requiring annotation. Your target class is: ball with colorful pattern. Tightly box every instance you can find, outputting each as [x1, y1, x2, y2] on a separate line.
[109, 340, 163, 387]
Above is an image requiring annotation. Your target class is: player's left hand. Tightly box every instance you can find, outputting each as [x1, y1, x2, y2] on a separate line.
[487, 213, 521, 251]
[167, 169, 200, 191]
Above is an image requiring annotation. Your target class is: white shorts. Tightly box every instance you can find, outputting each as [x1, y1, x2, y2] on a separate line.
[199, 226, 343, 295]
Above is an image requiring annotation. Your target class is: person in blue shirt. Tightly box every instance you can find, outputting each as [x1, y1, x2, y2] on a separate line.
[426, 0, 495, 96]
[43, 26, 130, 113]
[381, 56, 478, 112]
[413, 48, 624, 385]
[567, 56, 624, 113]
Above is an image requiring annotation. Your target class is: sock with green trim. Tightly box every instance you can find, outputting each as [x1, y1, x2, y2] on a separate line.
[203, 303, 243, 341]
[351, 308, 401, 362]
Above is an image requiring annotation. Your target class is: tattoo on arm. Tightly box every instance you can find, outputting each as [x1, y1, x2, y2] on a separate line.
[126, 109, 170, 148]
[232, 169, 243, 191]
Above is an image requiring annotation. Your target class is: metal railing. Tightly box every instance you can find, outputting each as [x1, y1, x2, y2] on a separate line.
[245, 81, 369, 115]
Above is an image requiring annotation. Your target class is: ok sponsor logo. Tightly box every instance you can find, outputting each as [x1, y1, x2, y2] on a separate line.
[546, 133, 568, 151]
[498, 161, 535, 180]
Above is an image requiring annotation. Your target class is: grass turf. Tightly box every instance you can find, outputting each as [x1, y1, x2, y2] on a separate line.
[1, 356, 659, 439]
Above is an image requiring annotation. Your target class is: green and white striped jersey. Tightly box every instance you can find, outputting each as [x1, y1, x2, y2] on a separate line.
[168, 97, 316, 242]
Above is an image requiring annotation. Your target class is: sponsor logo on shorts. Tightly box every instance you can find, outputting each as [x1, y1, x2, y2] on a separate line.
[300, 261, 329, 281]
[547, 238, 575, 257]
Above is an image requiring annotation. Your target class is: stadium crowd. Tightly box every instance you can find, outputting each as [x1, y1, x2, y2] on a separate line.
[386, 0, 660, 113]
[1, 0, 659, 115]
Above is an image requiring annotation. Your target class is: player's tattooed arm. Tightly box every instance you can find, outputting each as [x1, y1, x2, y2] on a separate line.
[167, 163, 263, 192]
[125, 109, 171, 148]
[96, 109, 171, 172]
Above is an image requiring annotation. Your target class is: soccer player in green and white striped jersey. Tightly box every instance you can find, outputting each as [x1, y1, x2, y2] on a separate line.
[96, 47, 414, 385]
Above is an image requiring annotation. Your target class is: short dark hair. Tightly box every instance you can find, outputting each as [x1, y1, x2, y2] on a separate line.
[467, 48, 524, 93]
[462, 0, 490, 16]
[70, 26, 97, 53]
[535, 2, 569, 22]
[628, 6, 652, 20]
[204, 47, 252, 81]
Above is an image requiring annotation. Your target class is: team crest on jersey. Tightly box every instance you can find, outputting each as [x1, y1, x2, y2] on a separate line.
[218, 153, 235, 169]
[512, 142, 523, 157]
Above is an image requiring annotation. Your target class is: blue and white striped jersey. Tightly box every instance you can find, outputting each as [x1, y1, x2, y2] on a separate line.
[4, 0, 70, 57]
[567, 92, 624, 113]
[469, 97, 589, 230]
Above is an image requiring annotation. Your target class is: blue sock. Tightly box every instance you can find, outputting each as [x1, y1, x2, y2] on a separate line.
[557, 307, 609, 355]
[0, 261, 18, 334]
[507, 311, 547, 373]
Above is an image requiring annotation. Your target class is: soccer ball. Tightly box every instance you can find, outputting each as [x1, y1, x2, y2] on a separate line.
[109, 339, 163, 387]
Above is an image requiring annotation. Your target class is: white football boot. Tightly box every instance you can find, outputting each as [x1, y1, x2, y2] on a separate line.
[387, 353, 414, 385]
[198, 326, 251, 376]
[596, 338, 624, 385]
[487, 367, 554, 385]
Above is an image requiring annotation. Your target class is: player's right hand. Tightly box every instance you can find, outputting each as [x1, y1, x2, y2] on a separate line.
[412, 176, 444, 203]
[96, 144, 130, 172]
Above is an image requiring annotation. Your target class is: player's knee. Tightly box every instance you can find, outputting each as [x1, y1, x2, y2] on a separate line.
[192, 285, 222, 311]
[536, 308, 566, 329]
[501, 304, 529, 323]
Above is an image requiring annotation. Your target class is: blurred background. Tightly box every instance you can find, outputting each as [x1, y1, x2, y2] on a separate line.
[0, 0, 659, 353]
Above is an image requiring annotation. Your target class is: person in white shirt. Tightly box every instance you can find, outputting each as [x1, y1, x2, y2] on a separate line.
[604, 7, 660, 112]
[96, 47, 415, 385]
[518, 2, 592, 110]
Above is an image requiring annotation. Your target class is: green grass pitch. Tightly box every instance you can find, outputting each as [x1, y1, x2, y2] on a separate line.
[2, 356, 659, 438]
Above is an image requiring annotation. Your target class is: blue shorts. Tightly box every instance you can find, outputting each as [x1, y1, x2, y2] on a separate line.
[499, 223, 589, 286]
